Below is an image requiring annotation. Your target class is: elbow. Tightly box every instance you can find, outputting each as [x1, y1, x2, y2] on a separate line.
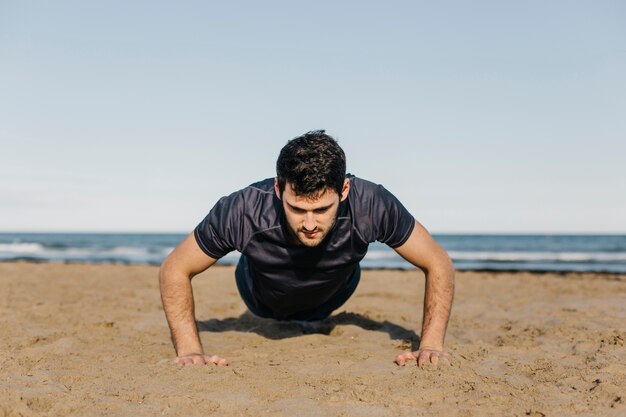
[440, 252, 455, 283]
[424, 254, 455, 300]
[424, 252, 455, 282]
[442, 252, 455, 275]
[159, 256, 171, 286]
[159, 254, 195, 286]
[159, 254, 180, 286]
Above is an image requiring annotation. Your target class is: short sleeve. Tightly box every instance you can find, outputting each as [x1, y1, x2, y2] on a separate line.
[194, 191, 246, 259]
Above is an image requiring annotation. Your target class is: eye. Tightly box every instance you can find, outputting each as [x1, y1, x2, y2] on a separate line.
[314, 207, 329, 214]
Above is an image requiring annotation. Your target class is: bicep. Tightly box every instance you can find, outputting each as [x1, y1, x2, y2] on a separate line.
[163, 232, 218, 277]
[393, 221, 452, 272]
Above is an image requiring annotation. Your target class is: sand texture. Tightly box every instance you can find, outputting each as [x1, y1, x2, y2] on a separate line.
[1, 262, 625, 416]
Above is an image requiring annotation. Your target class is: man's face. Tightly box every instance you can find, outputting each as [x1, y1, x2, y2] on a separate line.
[275, 179, 350, 247]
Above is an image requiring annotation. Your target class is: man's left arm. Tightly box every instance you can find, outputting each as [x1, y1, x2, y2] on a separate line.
[392, 220, 455, 367]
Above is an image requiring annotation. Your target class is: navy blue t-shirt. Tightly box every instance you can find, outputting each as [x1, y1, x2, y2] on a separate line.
[194, 176, 415, 317]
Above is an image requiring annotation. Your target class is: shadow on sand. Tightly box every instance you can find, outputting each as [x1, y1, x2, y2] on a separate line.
[197, 311, 420, 350]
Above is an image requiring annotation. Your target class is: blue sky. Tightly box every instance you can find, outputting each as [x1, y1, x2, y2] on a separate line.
[1, 1, 624, 233]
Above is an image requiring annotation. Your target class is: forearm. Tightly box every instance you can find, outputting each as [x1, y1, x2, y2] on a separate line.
[419, 265, 455, 349]
[159, 267, 203, 356]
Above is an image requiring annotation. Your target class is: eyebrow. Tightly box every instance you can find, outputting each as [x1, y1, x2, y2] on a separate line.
[286, 202, 334, 212]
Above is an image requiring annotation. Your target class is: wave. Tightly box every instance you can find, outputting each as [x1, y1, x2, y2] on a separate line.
[448, 251, 626, 263]
[0, 243, 47, 253]
[366, 250, 626, 263]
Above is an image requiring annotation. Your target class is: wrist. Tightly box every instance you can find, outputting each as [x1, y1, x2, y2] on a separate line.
[418, 345, 443, 351]
[418, 336, 444, 351]
[175, 342, 204, 357]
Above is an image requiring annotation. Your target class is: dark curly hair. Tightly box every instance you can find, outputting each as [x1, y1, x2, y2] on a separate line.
[276, 130, 346, 197]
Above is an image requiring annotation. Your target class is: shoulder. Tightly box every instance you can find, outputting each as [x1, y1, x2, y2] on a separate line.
[223, 177, 280, 229]
[346, 175, 415, 246]
[195, 178, 280, 256]
[246, 177, 276, 195]
[346, 175, 397, 215]
[218, 177, 275, 205]
[347, 175, 394, 203]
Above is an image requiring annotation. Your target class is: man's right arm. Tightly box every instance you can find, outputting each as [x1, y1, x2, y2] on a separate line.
[159, 232, 228, 366]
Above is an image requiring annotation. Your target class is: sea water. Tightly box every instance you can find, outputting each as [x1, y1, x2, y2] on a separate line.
[0, 233, 625, 273]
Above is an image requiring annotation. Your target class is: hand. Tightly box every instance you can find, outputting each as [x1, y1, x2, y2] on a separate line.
[395, 348, 450, 367]
[174, 353, 229, 366]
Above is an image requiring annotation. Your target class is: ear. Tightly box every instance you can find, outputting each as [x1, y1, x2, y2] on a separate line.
[274, 177, 281, 200]
[340, 178, 350, 202]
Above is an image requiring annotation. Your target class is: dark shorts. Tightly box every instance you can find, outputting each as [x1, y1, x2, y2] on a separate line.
[235, 255, 361, 322]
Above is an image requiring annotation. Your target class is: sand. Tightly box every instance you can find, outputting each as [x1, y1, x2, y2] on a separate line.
[0, 262, 624, 417]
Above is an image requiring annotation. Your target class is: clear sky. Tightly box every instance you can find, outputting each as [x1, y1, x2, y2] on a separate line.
[1, 1, 624, 233]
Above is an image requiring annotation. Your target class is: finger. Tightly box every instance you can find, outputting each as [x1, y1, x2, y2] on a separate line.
[430, 354, 439, 366]
[174, 356, 191, 365]
[417, 351, 430, 368]
[395, 352, 416, 366]
[204, 354, 228, 366]
[395, 353, 408, 366]
[395, 354, 405, 366]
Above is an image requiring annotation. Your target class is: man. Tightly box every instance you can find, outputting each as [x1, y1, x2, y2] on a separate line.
[159, 130, 454, 368]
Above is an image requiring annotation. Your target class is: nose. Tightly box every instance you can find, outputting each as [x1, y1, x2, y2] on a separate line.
[303, 212, 317, 231]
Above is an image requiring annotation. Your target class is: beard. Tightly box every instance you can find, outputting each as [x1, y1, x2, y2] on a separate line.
[288, 218, 336, 247]
[295, 228, 327, 247]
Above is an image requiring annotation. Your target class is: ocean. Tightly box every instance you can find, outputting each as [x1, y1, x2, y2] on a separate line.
[0, 233, 625, 274]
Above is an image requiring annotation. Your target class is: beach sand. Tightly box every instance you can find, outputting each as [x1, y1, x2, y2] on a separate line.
[1, 262, 624, 417]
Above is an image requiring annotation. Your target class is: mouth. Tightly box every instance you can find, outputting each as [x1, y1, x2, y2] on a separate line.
[301, 230, 319, 239]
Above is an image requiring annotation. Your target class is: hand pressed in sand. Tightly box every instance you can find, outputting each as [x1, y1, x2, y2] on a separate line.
[174, 353, 228, 366]
[395, 348, 450, 367]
